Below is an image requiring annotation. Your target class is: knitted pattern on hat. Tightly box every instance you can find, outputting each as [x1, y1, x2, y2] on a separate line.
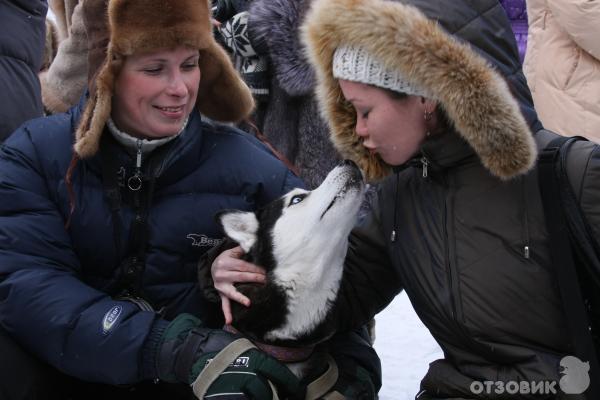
[333, 45, 426, 97]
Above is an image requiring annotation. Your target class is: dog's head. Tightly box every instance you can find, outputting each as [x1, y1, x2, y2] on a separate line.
[217, 160, 365, 271]
[216, 160, 366, 341]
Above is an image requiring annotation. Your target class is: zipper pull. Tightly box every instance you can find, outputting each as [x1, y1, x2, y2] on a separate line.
[127, 140, 143, 191]
[421, 157, 429, 178]
[135, 139, 143, 170]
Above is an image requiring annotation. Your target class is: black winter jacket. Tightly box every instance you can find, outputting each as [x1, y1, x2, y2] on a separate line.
[303, 0, 600, 398]
[339, 130, 600, 398]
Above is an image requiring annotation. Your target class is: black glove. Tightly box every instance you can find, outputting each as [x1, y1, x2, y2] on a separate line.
[326, 356, 377, 399]
[323, 327, 381, 399]
[155, 314, 304, 399]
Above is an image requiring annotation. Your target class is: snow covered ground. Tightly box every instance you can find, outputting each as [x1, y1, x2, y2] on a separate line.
[374, 292, 443, 400]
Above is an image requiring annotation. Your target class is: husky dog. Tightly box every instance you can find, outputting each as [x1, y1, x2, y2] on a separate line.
[217, 160, 366, 347]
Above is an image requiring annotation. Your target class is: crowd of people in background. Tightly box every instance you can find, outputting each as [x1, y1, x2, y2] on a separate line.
[3, 0, 599, 148]
[1, 0, 600, 399]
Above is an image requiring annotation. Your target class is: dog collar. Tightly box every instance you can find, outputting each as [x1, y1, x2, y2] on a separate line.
[223, 324, 315, 363]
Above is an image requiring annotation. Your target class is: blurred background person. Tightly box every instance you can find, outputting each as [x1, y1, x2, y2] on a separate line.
[0, 0, 48, 142]
[524, 0, 600, 141]
[499, 0, 528, 63]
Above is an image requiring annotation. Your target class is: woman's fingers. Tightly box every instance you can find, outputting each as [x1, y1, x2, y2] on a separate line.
[212, 245, 266, 316]
[212, 246, 267, 284]
[221, 295, 233, 325]
[214, 270, 266, 285]
[215, 278, 252, 306]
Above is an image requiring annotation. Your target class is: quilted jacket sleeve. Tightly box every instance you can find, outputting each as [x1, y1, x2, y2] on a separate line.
[332, 194, 404, 332]
[547, 0, 600, 60]
[0, 122, 161, 385]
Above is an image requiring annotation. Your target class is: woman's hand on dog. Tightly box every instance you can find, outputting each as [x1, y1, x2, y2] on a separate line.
[212, 246, 267, 324]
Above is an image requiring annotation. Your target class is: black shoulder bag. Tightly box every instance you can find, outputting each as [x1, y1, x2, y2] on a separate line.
[538, 135, 600, 399]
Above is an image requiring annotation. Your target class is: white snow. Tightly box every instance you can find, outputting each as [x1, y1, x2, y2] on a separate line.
[374, 292, 443, 399]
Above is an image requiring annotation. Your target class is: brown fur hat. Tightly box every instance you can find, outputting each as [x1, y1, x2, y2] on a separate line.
[75, 0, 255, 158]
[301, 0, 536, 181]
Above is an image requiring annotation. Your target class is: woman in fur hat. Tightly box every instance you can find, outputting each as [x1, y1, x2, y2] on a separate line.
[0, 0, 381, 399]
[214, 0, 600, 398]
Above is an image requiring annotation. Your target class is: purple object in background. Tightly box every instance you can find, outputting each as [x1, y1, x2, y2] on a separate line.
[499, 0, 528, 62]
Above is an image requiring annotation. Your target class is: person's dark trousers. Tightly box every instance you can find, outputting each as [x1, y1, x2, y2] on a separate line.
[0, 326, 195, 400]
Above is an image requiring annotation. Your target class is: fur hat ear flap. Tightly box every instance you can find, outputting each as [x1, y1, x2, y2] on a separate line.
[217, 210, 259, 253]
[74, 58, 116, 158]
[197, 43, 255, 122]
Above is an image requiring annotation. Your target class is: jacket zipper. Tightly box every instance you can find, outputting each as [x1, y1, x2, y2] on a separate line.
[127, 140, 144, 192]
[436, 168, 465, 325]
[418, 157, 461, 321]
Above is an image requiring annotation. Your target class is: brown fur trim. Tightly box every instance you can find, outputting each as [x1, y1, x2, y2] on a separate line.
[197, 42, 255, 122]
[74, 60, 115, 158]
[74, 0, 253, 158]
[302, 0, 536, 181]
[108, 0, 211, 56]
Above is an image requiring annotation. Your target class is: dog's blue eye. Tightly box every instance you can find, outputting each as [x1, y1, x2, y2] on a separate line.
[289, 194, 306, 206]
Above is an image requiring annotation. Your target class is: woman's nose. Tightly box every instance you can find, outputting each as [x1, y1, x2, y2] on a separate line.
[355, 117, 368, 138]
[166, 73, 188, 97]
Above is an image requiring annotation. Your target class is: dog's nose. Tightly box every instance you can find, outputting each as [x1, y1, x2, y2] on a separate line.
[340, 159, 358, 168]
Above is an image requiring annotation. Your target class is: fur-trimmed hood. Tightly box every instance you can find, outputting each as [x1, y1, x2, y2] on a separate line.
[302, 0, 538, 181]
[74, 0, 254, 158]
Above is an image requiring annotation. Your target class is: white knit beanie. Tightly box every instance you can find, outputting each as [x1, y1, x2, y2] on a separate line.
[333, 44, 426, 97]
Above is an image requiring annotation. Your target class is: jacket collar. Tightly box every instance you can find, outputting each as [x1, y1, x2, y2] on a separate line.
[81, 111, 205, 187]
[420, 132, 476, 172]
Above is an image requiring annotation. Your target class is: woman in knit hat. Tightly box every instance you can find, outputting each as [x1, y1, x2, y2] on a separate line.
[214, 0, 600, 398]
[0, 0, 381, 398]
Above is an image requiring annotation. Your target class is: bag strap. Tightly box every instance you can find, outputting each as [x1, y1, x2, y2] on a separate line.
[537, 136, 600, 399]
[305, 355, 339, 400]
[191, 338, 280, 400]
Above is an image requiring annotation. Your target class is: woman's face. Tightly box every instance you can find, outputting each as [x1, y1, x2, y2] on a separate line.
[112, 46, 200, 139]
[339, 79, 433, 166]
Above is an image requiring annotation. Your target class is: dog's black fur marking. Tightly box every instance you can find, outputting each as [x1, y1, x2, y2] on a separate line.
[228, 197, 291, 342]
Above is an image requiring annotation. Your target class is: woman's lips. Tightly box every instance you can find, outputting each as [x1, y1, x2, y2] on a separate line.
[154, 105, 185, 119]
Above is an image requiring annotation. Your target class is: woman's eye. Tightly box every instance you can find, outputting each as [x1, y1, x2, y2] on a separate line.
[182, 63, 198, 71]
[361, 110, 370, 119]
[289, 194, 306, 206]
[143, 67, 162, 75]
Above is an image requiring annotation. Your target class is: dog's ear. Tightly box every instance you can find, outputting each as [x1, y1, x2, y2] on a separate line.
[216, 210, 258, 252]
